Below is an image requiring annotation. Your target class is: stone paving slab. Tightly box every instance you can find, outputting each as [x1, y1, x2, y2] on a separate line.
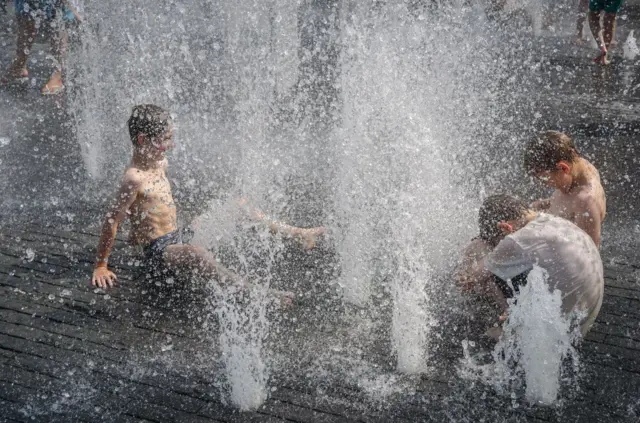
[0, 223, 639, 422]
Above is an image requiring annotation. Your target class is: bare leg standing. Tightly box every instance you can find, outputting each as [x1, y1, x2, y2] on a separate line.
[42, 21, 68, 94]
[0, 14, 36, 83]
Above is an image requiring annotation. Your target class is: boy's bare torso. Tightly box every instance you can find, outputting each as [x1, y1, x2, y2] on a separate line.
[126, 159, 178, 246]
[548, 161, 606, 225]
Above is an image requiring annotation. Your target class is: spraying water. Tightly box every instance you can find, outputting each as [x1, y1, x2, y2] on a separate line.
[334, 0, 484, 374]
[460, 266, 581, 405]
[623, 30, 639, 61]
[67, 0, 567, 409]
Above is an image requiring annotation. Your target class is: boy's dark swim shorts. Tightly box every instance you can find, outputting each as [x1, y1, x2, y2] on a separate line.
[143, 228, 194, 270]
[589, 0, 624, 14]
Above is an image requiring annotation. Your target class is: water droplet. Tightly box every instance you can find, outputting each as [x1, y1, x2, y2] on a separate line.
[24, 248, 35, 262]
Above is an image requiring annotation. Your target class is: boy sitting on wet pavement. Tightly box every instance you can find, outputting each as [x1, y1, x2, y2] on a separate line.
[91, 104, 324, 290]
[456, 195, 604, 338]
[524, 130, 606, 247]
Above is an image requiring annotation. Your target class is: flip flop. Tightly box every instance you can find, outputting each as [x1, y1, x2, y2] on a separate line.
[41, 84, 65, 96]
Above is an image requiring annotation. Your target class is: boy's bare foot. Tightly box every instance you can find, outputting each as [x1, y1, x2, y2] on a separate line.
[292, 227, 326, 250]
[572, 34, 585, 45]
[42, 71, 65, 95]
[485, 326, 503, 340]
[0, 68, 29, 85]
[268, 288, 294, 308]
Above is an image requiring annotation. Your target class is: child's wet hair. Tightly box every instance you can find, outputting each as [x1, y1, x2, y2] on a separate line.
[478, 194, 529, 246]
[128, 104, 172, 145]
[523, 130, 579, 175]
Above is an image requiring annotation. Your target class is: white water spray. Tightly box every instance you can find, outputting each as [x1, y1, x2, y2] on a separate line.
[623, 30, 639, 60]
[335, 1, 480, 373]
[461, 266, 581, 405]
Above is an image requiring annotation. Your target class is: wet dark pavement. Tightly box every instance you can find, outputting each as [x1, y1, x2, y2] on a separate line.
[1, 3, 640, 423]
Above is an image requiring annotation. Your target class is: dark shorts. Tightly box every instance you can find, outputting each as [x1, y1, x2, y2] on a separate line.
[14, 0, 75, 21]
[589, 0, 624, 13]
[142, 228, 193, 271]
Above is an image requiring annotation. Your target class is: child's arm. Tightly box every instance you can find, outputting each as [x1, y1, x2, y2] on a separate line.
[455, 238, 493, 291]
[91, 172, 141, 288]
[530, 198, 551, 210]
[574, 197, 601, 247]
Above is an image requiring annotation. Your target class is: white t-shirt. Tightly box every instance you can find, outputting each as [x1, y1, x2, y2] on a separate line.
[485, 213, 604, 329]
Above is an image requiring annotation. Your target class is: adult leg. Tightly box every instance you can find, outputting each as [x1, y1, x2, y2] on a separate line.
[602, 12, 617, 51]
[575, 0, 590, 42]
[1, 14, 36, 83]
[589, 9, 609, 63]
[42, 21, 67, 94]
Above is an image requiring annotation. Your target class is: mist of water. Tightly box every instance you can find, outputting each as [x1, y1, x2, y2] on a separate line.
[334, 1, 487, 374]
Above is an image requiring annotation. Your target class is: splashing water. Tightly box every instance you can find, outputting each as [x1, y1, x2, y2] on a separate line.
[460, 265, 581, 405]
[624, 30, 639, 60]
[211, 283, 270, 411]
[334, 1, 481, 373]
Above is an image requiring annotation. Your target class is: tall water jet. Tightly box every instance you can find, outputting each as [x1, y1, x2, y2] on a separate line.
[335, 0, 482, 373]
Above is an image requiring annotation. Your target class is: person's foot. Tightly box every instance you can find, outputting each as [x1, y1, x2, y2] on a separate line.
[0, 67, 28, 85]
[485, 326, 504, 340]
[572, 30, 586, 45]
[293, 227, 326, 250]
[593, 45, 610, 64]
[268, 288, 294, 308]
[41, 71, 64, 95]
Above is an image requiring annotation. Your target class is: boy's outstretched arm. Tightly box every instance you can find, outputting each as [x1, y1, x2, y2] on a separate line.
[91, 172, 141, 288]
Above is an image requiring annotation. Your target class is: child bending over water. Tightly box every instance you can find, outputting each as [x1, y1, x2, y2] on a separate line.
[456, 195, 603, 337]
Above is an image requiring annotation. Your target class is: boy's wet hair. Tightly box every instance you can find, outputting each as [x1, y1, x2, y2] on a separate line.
[523, 130, 579, 175]
[128, 104, 172, 145]
[478, 194, 529, 247]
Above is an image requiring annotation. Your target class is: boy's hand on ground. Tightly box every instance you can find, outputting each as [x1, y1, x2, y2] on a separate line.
[91, 266, 117, 289]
